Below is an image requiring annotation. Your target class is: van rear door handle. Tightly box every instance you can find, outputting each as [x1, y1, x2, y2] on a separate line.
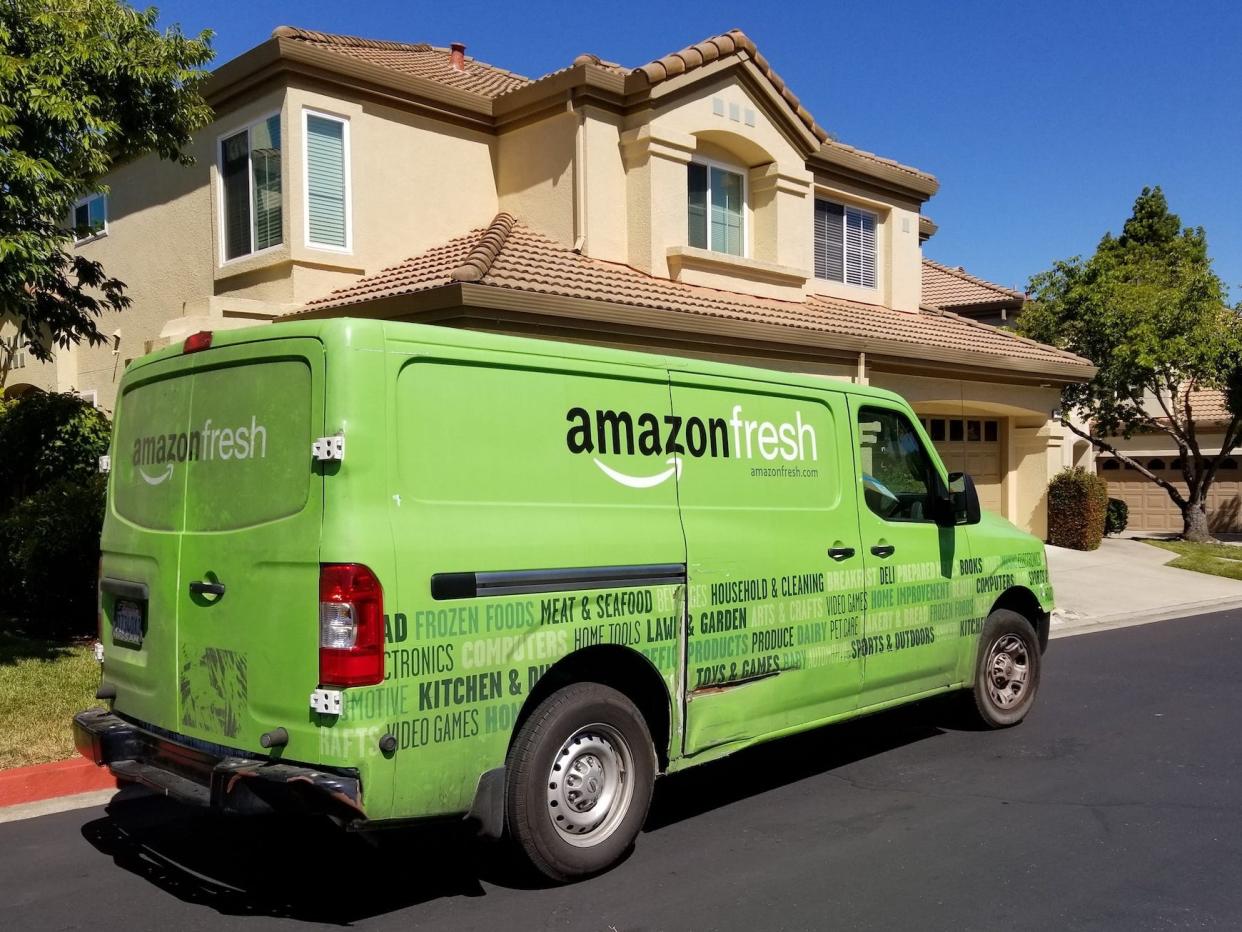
[827, 547, 856, 561]
[189, 580, 225, 596]
[870, 544, 896, 558]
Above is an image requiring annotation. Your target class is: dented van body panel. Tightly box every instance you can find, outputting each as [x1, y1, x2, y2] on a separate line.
[80, 318, 1053, 824]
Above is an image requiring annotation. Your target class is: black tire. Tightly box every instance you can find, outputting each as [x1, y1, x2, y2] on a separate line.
[966, 609, 1042, 728]
[505, 682, 656, 882]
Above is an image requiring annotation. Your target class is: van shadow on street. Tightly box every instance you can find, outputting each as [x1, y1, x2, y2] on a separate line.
[78, 698, 954, 924]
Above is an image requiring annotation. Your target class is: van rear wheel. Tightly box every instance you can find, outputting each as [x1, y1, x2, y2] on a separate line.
[505, 682, 655, 882]
[966, 609, 1041, 728]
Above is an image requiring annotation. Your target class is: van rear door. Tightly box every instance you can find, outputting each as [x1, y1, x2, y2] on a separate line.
[104, 356, 194, 733]
[177, 338, 324, 750]
[105, 336, 324, 753]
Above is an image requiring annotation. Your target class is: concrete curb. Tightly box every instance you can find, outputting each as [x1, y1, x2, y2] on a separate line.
[0, 788, 118, 825]
[0, 757, 117, 809]
[1050, 595, 1242, 639]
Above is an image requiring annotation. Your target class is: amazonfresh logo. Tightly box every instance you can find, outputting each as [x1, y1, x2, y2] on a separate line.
[131, 417, 268, 485]
[565, 405, 817, 488]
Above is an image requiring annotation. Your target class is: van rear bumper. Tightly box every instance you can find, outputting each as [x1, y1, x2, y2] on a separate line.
[72, 708, 364, 821]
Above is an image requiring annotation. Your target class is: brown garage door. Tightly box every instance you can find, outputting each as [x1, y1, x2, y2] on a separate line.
[921, 416, 1004, 515]
[1098, 456, 1242, 532]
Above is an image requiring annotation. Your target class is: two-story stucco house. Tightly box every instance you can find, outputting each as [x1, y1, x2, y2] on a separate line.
[10, 26, 1095, 537]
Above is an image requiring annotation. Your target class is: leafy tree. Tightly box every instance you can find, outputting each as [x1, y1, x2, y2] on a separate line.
[1019, 187, 1242, 542]
[0, 0, 213, 387]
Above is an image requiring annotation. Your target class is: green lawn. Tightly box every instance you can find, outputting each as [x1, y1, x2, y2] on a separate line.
[0, 631, 100, 769]
[1145, 539, 1242, 582]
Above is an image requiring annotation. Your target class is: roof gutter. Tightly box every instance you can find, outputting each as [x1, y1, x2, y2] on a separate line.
[292, 281, 1097, 384]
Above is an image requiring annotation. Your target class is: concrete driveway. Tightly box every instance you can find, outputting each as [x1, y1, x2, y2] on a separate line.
[1046, 536, 1242, 635]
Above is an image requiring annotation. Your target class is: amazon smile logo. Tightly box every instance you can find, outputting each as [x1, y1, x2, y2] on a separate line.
[566, 404, 817, 489]
[131, 416, 269, 485]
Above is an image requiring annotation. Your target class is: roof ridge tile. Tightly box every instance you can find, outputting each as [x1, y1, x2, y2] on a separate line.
[450, 212, 518, 282]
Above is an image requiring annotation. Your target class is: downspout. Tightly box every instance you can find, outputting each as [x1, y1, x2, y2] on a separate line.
[856, 351, 867, 385]
[571, 96, 587, 253]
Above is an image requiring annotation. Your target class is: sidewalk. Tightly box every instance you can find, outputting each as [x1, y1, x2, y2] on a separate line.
[1046, 537, 1242, 637]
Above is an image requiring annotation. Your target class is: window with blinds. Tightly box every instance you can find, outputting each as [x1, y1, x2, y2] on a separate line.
[220, 114, 283, 261]
[686, 161, 745, 257]
[814, 198, 877, 288]
[305, 112, 349, 249]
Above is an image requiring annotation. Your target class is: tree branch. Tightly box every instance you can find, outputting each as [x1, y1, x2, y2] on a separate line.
[1148, 386, 1188, 444]
[1059, 416, 1187, 507]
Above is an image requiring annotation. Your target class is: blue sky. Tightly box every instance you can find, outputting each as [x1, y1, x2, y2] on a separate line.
[155, 0, 1242, 300]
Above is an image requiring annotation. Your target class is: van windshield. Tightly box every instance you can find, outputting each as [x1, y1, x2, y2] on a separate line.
[114, 356, 313, 532]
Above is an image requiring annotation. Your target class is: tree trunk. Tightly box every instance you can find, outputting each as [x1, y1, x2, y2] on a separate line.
[1182, 502, 1214, 542]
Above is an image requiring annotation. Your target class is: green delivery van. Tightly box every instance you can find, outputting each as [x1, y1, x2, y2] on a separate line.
[75, 317, 1053, 881]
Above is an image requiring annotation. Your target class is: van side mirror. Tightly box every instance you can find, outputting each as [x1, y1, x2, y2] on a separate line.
[945, 471, 982, 525]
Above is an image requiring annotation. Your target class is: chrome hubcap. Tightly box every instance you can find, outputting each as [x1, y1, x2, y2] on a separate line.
[986, 633, 1030, 709]
[546, 723, 633, 846]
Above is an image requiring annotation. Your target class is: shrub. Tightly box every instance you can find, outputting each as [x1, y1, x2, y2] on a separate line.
[0, 393, 111, 639]
[0, 391, 111, 511]
[1105, 497, 1130, 536]
[1047, 467, 1109, 550]
[0, 475, 107, 639]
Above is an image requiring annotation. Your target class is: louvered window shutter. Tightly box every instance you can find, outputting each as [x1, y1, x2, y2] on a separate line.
[815, 199, 844, 281]
[844, 206, 876, 287]
[307, 115, 348, 248]
[709, 167, 744, 256]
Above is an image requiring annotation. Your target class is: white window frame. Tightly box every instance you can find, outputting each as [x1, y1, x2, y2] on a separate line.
[302, 108, 353, 253]
[688, 157, 749, 258]
[216, 110, 283, 266]
[74, 389, 98, 407]
[813, 197, 879, 290]
[72, 193, 108, 244]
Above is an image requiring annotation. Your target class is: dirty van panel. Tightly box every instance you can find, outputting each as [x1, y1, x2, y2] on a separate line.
[102, 360, 194, 731]
[176, 340, 324, 754]
[670, 373, 865, 755]
[380, 351, 686, 817]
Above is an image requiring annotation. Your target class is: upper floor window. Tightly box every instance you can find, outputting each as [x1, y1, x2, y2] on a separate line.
[220, 114, 282, 261]
[687, 160, 745, 257]
[304, 110, 351, 251]
[815, 199, 876, 288]
[72, 194, 107, 242]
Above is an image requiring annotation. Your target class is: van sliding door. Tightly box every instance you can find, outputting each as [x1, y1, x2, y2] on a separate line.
[670, 371, 865, 756]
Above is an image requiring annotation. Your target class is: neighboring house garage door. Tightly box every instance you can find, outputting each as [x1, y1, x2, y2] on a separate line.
[1098, 457, 1242, 533]
[920, 416, 1004, 515]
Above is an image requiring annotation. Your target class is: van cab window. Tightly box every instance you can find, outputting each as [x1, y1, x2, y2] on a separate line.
[857, 406, 937, 522]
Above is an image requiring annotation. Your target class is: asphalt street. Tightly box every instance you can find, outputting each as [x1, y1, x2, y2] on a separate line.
[6, 611, 1242, 931]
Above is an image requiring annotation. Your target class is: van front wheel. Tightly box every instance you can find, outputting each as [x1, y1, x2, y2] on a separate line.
[967, 609, 1042, 728]
[505, 682, 655, 882]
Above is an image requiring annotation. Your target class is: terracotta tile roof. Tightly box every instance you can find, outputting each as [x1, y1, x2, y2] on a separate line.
[922, 258, 1026, 310]
[1188, 389, 1231, 421]
[296, 215, 1092, 373]
[272, 26, 532, 98]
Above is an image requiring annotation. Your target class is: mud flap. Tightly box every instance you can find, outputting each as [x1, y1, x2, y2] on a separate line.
[465, 766, 506, 839]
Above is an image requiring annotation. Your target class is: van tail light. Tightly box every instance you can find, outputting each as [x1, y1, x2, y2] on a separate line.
[183, 330, 213, 353]
[319, 564, 385, 688]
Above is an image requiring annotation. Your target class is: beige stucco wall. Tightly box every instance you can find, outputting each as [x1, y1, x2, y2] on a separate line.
[497, 110, 576, 246]
[491, 64, 924, 310]
[63, 86, 229, 411]
[59, 80, 500, 411]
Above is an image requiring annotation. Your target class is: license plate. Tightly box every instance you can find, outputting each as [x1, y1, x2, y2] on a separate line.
[113, 599, 145, 647]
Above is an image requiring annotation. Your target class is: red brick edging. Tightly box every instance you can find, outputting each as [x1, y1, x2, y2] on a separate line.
[0, 757, 118, 808]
